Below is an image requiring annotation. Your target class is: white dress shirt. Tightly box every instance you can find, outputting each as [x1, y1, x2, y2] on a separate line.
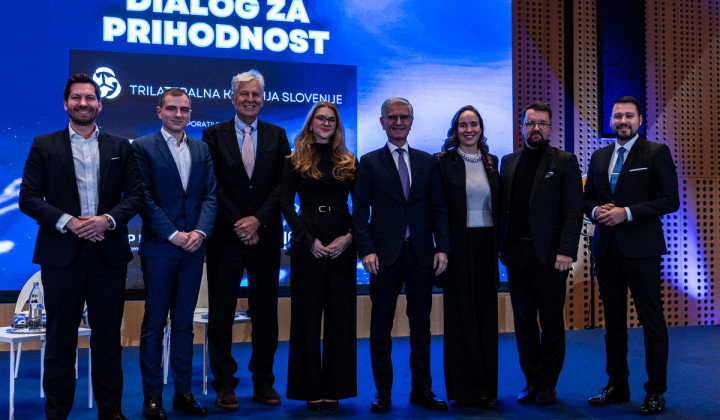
[56, 125, 116, 232]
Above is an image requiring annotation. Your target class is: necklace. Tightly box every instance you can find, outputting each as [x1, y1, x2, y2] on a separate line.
[457, 148, 482, 162]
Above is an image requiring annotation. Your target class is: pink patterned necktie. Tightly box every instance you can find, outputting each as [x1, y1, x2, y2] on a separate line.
[396, 148, 410, 238]
[242, 125, 255, 177]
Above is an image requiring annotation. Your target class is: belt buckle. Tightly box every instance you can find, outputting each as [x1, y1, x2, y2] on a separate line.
[318, 205, 328, 213]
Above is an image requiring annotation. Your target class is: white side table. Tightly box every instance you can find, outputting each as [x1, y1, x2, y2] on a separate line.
[0, 327, 92, 420]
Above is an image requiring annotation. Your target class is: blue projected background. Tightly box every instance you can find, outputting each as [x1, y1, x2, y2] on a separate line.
[0, 0, 512, 293]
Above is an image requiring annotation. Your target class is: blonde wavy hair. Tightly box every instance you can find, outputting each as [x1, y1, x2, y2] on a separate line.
[290, 102, 356, 181]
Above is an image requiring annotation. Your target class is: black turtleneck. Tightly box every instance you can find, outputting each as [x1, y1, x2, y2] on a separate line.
[508, 142, 548, 239]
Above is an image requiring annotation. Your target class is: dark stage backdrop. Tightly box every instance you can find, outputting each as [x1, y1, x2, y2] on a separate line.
[0, 0, 513, 298]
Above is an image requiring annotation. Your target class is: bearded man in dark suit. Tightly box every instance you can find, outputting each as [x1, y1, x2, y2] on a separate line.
[499, 101, 583, 407]
[585, 96, 679, 416]
[19, 73, 143, 420]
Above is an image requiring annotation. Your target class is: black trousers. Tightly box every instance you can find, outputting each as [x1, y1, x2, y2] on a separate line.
[596, 240, 668, 394]
[443, 228, 498, 403]
[206, 241, 280, 392]
[286, 247, 357, 401]
[42, 242, 126, 419]
[505, 238, 568, 388]
[369, 240, 434, 394]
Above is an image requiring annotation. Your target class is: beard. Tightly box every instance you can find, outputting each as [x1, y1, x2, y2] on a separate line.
[67, 106, 98, 126]
[613, 124, 637, 141]
[525, 132, 549, 149]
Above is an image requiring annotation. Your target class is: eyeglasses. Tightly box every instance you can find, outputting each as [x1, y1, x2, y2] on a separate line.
[384, 114, 413, 122]
[315, 115, 337, 124]
[524, 121, 550, 129]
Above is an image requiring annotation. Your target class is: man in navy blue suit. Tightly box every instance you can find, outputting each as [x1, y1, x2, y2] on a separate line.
[353, 97, 451, 413]
[132, 88, 217, 419]
[19, 73, 143, 420]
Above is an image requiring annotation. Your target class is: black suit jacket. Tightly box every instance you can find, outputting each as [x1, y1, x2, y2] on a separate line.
[499, 145, 584, 265]
[583, 137, 679, 258]
[353, 144, 450, 266]
[19, 127, 143, 267]
[132, 131, 217, 257]
[436, 150, 500, 290]
[202, 118, 290, 252]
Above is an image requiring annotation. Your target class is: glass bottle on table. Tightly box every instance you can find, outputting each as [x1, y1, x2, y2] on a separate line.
[27, 281, 44, 330]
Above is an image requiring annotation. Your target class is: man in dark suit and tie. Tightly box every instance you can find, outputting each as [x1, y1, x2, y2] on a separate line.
[353, 97, 450, 413]
[202, 70, 291, 409]
[585, 96, 679, 416]
[132, 88, 216, 419]
[19, 73, 143, 420]
[499, 101, 583, 407]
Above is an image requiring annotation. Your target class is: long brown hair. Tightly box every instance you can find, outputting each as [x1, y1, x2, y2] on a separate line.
[290, 102, 356, 181]
[441, 105, 494, 171]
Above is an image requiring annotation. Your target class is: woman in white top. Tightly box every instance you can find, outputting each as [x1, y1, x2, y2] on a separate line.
[436, 105, 500, 409]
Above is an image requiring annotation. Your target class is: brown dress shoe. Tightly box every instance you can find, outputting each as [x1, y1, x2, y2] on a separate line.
[253, 387, 281, 405]
[216, 387, 239, 410]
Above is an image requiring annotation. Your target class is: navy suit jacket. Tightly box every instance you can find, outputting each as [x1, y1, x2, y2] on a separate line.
[499, 145, 584, 265]
[19, 127, 143, 267]
[132, 131, 217, 257]
[202, 118, 290, 252]
[583, 137, 679, 258]
[353, 144, 450, 267]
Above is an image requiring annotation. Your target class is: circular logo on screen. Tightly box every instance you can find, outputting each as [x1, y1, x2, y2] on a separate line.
[92, 67, 122, 100]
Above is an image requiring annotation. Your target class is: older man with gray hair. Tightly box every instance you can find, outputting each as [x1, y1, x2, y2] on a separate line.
[353, 97, 450, 413]
[202, 70, 291, 410]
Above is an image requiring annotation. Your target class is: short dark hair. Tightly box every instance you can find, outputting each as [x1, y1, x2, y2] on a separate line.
[520, 101, 552, 125]
[159, 88, 191, 108]
[63, 73, 101, 101]
[612, 96, 642, 115]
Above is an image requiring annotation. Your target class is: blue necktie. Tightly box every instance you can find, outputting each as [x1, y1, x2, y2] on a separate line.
[396, 148, 410, 238]
[610, 146, 626, 193]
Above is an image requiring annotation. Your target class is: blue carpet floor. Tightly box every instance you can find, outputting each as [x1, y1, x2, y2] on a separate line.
[2, 326, 718, 419]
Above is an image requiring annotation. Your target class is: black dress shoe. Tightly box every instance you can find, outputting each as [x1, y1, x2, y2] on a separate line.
[173, 392, 208, 416]
[473, 396, 496, 409]
[108, 413, 129, 420]
[536, 387, 557, 406]
[588, 385, 631, 405]
[306, 401, 323, 412]
[143, 396, 167, 420]
[639, 393, 665, 416]
[323, 400, 339, 411]
[370, 392, 391, 413]
[409, 389, 449, 411]
[517, 386, 540, 404]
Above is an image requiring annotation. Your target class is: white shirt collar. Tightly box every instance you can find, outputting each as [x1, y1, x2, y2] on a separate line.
[68, 124, 99, 142]
[161, 127, 187, 146]
[614, 134, 639, 153]
[386, 141, 409, 154]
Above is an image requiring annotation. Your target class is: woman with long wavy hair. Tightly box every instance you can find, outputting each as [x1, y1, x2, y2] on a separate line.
[436, 105, 500, 408]
[280, 101, 357, 412]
